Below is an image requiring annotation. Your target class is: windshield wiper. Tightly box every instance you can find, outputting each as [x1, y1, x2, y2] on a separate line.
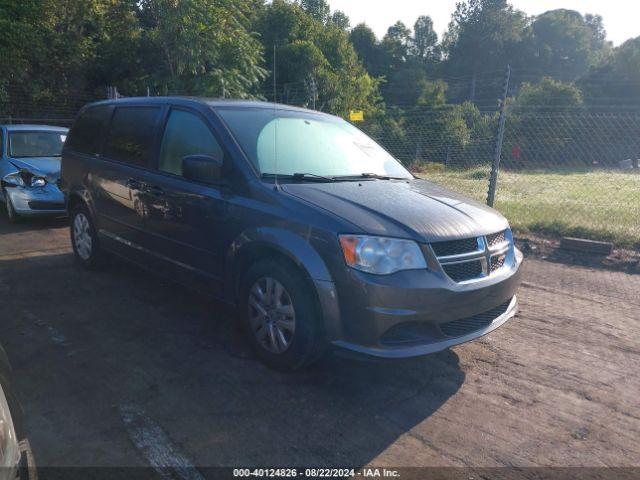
[291, 173, 335, 182]
[260, 173, 336, 183]
[360, 172, 407, 180]
[331, 173, 407, 181]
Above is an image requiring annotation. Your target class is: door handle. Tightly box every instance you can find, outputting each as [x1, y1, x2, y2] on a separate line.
[127, 178, 142, 190]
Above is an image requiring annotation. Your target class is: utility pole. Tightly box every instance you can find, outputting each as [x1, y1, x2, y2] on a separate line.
[470, 73, 477, 104]
[272, 45, 277, 104]
[307, 75, 318, 110]
[486, 65, 511, 207]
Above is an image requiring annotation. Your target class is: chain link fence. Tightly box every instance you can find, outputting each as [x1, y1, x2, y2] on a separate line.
[360, 104, 640, 251]
[2, 77, 639, 251]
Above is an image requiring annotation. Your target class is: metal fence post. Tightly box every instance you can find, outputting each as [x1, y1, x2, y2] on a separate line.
[487, 65, 511, 207]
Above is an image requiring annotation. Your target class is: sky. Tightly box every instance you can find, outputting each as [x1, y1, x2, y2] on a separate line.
[326, 0, 640, 46]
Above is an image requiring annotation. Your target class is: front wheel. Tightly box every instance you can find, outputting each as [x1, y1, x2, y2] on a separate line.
[239, 259, 325, 371]
[70, 203, 102, 269]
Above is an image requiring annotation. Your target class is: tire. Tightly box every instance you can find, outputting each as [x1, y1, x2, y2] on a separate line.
[69, 203, 102, 269]
[3, 188, 20, 224]
[239, 258, 325, 371]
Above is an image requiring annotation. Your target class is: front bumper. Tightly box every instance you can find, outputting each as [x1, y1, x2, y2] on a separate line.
[333, 295, 518, 358]
[327, 244, 523, 359]
[5, 183, 66, 216]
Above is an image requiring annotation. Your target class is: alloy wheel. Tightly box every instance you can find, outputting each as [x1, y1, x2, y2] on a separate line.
[73, 212, 93, 261]
[248, 277, 296, 354]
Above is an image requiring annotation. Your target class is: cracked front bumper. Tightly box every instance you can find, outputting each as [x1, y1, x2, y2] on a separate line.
[5, 184, 66, 216]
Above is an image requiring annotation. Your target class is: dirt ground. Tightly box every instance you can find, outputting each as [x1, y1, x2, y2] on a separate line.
[0, 215, 638, 472]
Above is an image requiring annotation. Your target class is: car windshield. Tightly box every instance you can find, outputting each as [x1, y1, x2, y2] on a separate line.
[9, 131, 66, 158]
[216, 107, 412, 180]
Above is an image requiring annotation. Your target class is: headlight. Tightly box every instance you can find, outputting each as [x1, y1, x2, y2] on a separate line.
[30, 176, 47, 188]
[2, 172, 24, 187]
[5, 170, 47, 188]
[339, 235, 427, 275]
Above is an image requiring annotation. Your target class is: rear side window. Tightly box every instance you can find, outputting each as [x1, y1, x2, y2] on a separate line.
[104, 107, 161, 167]
[158, 110, 224, 176]
[66, 106, 111, 155]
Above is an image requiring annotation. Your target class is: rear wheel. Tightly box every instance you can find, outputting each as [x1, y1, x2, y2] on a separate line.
[239, 259, 325, 371]
[3, 189, 19, 224]
[70, 203, 102, 269]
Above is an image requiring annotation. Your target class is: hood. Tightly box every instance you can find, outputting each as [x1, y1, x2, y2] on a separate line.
[9, 157, 61, 182]
[281, 178, 509, 242]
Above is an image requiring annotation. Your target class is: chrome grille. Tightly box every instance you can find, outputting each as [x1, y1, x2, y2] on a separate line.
[431, 237, 479, 257]
[442, 261, 483, 282]
[440, 301, 511, 337]
[431, 229, 512, 283]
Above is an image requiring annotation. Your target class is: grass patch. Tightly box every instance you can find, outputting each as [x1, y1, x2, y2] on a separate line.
[415, 168, 640, 249]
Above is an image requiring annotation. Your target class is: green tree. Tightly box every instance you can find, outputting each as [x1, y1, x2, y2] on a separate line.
[529, 9, 612, 81]
[412, 15, 439, 63]
[578, 36, 640, 106]
[509, 78, 585, 167]
[349, 23, 383, 76]
[384, 67, 446, 107]
[299, 0, 329, 24]
[90, 0, 147, 94]
[444, 0, 529, 78]
[515, 77, 583, 111]
[361, 108, 413, 164]
[380, 21, 412, 71]
[417, 80, 447, 107]
[0, 0, 111, 115]
[407, 102, 494, 167]
[0, 0, 41, 98]
[329, 10, 350, 30]
[139, 0, 266, 97]
[256, 0, 381, 116]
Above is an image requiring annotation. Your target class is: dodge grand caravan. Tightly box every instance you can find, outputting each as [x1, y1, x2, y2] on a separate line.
[60, 97, 522, 371]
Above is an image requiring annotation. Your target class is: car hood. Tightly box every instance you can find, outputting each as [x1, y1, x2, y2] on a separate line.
[281, 178, 509, 242]
[9, 157, 61, 181]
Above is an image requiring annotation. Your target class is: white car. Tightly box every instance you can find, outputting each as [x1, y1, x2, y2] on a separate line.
[0, 345, 35, 480]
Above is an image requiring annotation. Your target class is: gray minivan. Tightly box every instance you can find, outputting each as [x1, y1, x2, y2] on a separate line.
[60, 97, 522, 370]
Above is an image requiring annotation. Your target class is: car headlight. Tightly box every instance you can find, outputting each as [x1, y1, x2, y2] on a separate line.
[339, 235, 427, 275]
[29, 176, 47, 188]
[2, 172, 24, 187]
[5, 170, 47, 188]
[0, 385, 20, 469]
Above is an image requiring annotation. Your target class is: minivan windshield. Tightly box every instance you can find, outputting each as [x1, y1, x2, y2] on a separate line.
[216, 107, 412, 180]
[9, 131, 66, 158]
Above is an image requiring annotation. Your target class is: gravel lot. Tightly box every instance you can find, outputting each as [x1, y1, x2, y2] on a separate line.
[0, 215, 638, 471]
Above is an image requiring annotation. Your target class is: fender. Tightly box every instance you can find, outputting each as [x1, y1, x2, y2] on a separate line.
[225, 226, 333, 289]
[224, 227, 343, 340]
[65, 184, 99, 227]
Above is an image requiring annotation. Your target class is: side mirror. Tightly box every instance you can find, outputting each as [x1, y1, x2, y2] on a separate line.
[182, 154, 224, 184]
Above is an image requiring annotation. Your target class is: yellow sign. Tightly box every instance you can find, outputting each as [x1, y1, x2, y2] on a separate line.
[349, 110, 364, 122]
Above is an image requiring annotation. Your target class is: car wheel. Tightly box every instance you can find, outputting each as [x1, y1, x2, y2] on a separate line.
[239, 259, 325, 371]
[3, 189, 19, 224]
[70, 203, 102, 269]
